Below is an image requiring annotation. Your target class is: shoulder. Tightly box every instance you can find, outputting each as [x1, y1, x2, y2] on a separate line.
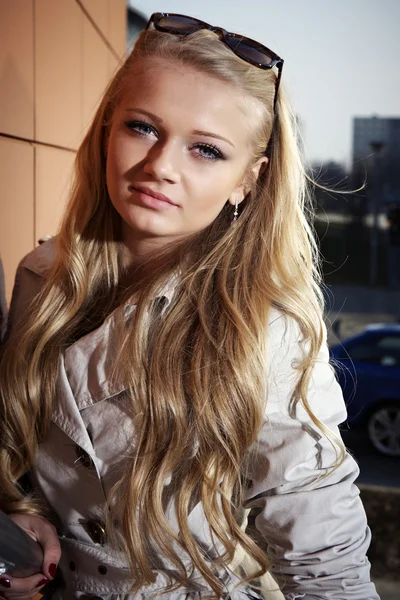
[5, 238, 57, 338]
[268, 306, 303, 344]
[267, 307, 306, 367]
[18, 237, 57, 278]
[266, 307, 347, 425]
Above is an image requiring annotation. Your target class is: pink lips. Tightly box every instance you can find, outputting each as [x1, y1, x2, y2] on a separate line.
[132, 185, 178, 207]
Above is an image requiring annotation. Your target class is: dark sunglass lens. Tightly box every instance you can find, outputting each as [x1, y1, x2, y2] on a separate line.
[157, 15, 203, 34]
[227, 35, 273, 67]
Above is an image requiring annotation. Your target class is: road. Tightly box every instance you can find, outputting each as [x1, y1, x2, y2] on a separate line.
[341, 427, 400, 488]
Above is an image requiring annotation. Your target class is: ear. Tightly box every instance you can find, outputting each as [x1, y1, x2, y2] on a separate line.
[227, 156, 269, 206]
[251, 156, 269, 181]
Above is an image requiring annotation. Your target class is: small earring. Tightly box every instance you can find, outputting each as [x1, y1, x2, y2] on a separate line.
[233, 198, 239, 222]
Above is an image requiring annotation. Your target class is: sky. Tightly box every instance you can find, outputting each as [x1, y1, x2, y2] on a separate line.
[129, 0, 400, 167]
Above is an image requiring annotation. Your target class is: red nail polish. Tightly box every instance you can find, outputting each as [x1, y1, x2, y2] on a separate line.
[0, 578, 11, 588]
[49, 563, 57, 578]
[36, 578, 49, 587]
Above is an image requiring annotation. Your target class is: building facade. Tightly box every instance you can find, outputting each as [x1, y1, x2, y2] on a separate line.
[0, 0, 127, 302]
[352, 116, 400, 206]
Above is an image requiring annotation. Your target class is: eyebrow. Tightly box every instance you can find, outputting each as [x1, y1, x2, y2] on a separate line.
[125, 108, 235, 148]
[192, 129, 235, 148]
[125, 108, 163, 123]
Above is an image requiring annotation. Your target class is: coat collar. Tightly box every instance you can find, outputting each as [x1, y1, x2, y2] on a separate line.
[23, 239, 179, 414]
[62, 274, 179, 413]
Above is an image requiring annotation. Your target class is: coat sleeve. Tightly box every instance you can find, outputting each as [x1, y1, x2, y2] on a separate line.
[243, 314, 380, 600]
[4, 263, 44, 343]
[4, 239, 55, 341]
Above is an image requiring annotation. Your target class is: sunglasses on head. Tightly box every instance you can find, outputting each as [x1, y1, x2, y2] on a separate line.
[146, 12, 284, 110]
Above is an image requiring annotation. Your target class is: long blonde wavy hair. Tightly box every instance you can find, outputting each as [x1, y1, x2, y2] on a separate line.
[0, 28, 344, 597]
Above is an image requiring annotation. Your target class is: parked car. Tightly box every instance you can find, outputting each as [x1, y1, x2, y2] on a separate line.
[330, 324, 400, 456]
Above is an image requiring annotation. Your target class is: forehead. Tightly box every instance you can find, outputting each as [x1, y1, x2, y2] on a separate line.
[116, 58, 262, 146]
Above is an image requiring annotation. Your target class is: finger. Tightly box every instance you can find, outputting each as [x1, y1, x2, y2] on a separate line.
[2, 595, 43, 600]
[3, 596, 42, 600]
[9, 515, 61, 581]
[3, 584, 49, 597]
[28, 521, 61, 581]
[3, 589, 47, 600]
[1, 574, 49, 597]
[5, 592, 45, 598]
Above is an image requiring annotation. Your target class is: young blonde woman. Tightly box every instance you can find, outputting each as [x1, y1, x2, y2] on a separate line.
[0, 13, 379, 600]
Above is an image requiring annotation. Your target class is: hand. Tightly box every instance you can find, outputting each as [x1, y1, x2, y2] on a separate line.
[0, 514, 61, 600]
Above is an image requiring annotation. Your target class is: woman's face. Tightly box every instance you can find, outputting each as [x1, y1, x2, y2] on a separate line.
[106, 57, 266, 256]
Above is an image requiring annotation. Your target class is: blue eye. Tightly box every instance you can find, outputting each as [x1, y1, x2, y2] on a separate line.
[192, 143, 225, 161]
[124, 120, 157, 137]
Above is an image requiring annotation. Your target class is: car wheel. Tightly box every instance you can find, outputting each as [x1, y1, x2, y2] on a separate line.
[367, 403, 400, 457]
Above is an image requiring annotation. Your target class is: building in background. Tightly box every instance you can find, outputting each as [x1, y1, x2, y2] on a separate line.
[352, 116, 400, 207]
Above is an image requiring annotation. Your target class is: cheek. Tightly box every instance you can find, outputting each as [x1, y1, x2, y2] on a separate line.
[106, 130, 143, 179]
[106, 140, 136, 205]
[187, 169, 236, 214]
[107, 138, 127, 178]
[105, 155, 129, 219]
[181, 185, 230, 230]
[106, 135, 119, 183]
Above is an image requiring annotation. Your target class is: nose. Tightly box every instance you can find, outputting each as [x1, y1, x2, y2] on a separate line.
[143, 140, 181, 183]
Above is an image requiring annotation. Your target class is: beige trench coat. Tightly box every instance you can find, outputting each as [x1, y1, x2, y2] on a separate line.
[6, 240, 379, 600]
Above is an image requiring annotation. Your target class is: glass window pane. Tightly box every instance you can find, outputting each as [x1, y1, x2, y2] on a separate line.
[347, 336, 400, 365]
[377, 336, 400, 351]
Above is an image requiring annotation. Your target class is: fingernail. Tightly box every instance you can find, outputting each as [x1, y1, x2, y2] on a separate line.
[0, 578, 11, 588]
[36, 578, 49, 587]
[49, 563, 57, 578]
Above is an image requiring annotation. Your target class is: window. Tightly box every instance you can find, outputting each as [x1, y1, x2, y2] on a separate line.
[345, 334, 400, 366]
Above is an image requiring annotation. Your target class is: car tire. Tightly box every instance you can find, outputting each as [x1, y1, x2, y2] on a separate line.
[367, 402, 400, 457]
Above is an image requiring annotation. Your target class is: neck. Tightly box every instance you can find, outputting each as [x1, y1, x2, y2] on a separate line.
[120, 232, 180, 294]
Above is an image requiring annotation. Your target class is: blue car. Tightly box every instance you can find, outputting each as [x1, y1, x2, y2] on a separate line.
[330, 324, 400, 456]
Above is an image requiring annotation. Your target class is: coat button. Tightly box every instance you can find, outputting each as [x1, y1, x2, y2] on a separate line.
[87, 520, 106, 545]
[76, 446, 95, 469]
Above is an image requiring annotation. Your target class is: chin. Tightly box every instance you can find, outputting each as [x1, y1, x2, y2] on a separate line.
[121, 211, 179, 240]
